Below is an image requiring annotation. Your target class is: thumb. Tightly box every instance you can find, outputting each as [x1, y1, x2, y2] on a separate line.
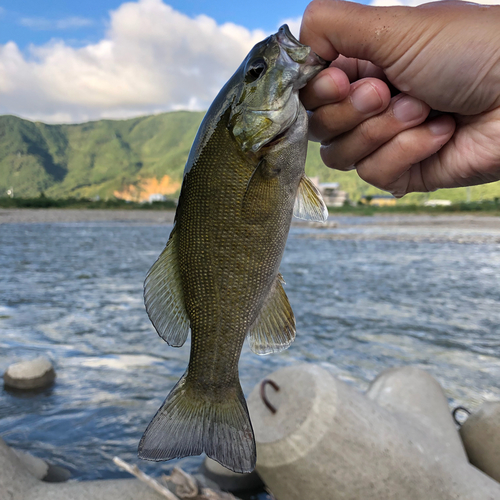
[300, 1, 500, 113]
[300, 0, 440, 70]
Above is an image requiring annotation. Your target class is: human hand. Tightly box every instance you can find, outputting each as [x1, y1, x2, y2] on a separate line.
[300, 0, 500, 196]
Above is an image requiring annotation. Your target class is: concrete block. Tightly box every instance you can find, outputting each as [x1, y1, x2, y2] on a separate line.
[247, 364, 500, 500]
[11, 448, 71, 483]
[460, 401, 500, 482]
[26, 478, 168, 500]
[0, 437, 164, 500]
[0, 437, 38, 500]
[366, 366, 467, 459]
[12, 449, 48, 480]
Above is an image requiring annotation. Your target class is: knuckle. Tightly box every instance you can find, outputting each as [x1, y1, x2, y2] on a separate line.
[356, 163, 378, 186]
[356, 120, 382, 146]
[390, 132, 415, 159]
[312, 105, 332, 128]
[356, 161, 393, 190]
[309, 106, 339, 140]
[320, 143, 355, 171]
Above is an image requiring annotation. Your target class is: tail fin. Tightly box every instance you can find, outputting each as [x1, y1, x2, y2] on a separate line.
[138, 373, 256, 473]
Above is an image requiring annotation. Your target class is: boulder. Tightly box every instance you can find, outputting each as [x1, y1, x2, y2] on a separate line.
[3, 357, 56, 390]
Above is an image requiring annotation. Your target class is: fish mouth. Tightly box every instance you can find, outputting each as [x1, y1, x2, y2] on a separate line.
[276, 24, 301, 47]
[276, 24, 329, 68]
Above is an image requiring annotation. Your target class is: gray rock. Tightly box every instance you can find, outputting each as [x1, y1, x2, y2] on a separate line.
[3, 357, 56, 390]
[460, 401, 500, 482]
[247, 364, 500, 500]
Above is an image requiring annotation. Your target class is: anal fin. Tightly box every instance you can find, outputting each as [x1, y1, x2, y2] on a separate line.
[293, 175, 328, 222]
[248, 273, 296, 355]
[144, 226, 190, 347]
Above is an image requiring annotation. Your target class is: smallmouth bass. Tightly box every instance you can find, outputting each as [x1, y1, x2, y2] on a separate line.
[138, 25, 328, 473]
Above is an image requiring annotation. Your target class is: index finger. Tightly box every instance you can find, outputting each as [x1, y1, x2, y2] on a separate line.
[300, 66, 350, 110]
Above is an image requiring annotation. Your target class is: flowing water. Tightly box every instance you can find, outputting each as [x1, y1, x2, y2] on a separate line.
[1, 214, 499, 483]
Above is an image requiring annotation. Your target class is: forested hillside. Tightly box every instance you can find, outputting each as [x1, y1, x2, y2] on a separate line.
[1, 113, 499, 204]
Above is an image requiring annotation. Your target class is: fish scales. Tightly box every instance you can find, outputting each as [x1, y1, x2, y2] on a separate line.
[139, 25, 328, 473]
[178, 110, 295, 387]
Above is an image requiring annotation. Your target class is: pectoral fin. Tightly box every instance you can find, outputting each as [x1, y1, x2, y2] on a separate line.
[144, 226, 190, 347]
[293, 175, 328, 222]
[242, 159, 280, 222]
[248, 274, 295, 355]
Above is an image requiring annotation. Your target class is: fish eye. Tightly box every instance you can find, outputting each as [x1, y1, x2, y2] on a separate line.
[245, 58, 267, 83]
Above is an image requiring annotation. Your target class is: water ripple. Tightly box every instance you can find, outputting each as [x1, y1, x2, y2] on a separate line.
[0, 219, 499, 479]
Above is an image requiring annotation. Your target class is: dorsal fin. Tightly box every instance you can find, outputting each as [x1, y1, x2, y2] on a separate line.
[144, 227, 190, 347]
[293, 175, 328, 222]
[247, 274, 295, 355]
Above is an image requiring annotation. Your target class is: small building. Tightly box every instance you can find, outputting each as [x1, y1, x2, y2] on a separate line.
[149, 193, 167, 203]
[424, 199, 452, 207]
[361, 195, 397, 207]
[317, 182, 349, 207]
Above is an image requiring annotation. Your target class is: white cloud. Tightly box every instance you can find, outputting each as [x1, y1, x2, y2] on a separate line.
[8, 0, 495, 124]
[0, 0, 267, 123]
[19, 16, 95, 30]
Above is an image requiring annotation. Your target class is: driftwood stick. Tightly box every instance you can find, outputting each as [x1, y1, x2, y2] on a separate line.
[113, 456, 180, 500]
[164, 467, 198, 498]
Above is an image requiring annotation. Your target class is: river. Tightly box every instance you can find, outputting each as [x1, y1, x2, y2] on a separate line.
[1, 212, 499, 483]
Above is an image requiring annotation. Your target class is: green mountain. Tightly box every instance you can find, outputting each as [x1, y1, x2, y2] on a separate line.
[0, 112, 204, 200]
[1, 112, 499, 204]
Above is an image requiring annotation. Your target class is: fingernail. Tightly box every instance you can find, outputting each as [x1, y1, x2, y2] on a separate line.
[428, 117, 454, 136]
[393, 96, 423, 122]
[313, 75, 337, 100]
[351, 83, 382, 114]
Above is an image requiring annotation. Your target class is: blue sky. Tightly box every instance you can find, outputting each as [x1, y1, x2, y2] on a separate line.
[1, 0, 357, 49]
[0, 0, 436, 123]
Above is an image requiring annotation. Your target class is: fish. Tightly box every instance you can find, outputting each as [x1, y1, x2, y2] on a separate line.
[138, 24, 328, 473]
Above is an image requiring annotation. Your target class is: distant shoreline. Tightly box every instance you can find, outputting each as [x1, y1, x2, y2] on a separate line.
[0, 208, 176, 225]
[1, 208, 499, 230]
